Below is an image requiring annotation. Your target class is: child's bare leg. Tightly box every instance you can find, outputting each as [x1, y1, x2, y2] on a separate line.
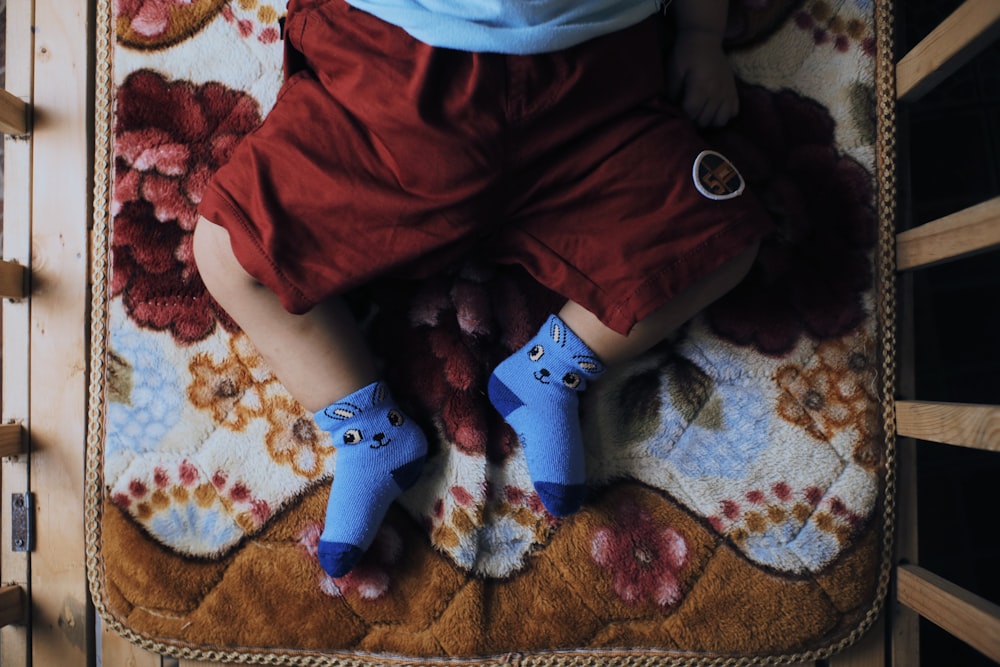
[193, 217, 426, 577]
[489, 241, 759, 516]
[559, 240, 760, 365]
[193, 217, 377, 412]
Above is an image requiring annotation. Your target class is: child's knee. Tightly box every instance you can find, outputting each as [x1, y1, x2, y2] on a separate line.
[192, 216, 257, 295]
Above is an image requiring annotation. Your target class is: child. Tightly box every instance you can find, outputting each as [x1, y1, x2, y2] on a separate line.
[193, 0, 772, 578]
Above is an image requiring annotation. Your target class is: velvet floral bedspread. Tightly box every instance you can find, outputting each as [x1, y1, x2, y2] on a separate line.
[91, 0, 892, 662]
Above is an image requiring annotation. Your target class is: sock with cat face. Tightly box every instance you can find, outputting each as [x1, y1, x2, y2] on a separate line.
[313, 381, 427, 578]
[488, 314, 605, 516]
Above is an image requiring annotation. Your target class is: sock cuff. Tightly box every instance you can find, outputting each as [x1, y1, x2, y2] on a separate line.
[535, 314, 605, 380]
[313, 380, 394, 435]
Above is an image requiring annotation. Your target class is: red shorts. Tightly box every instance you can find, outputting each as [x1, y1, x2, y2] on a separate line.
[198, 0, 773, 335]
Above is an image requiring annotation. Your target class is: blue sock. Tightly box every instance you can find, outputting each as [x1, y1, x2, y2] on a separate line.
[313, 381, 426, 577]
[488, 314, 605, 516]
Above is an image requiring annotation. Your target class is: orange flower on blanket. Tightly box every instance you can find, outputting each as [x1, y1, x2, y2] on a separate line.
[187, 339, 333, 478]
[590, 496, 690, 608]
[188, 352, 256, 428]
[263, 396, 333, 479]
[774, 334, 881, 468]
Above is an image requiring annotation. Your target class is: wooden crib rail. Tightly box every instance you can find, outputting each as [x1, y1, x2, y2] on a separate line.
[895, 0, 1000, 102]
[0, 259, 27, 298]
[0, 41, 31, 667]
[895, 401, 1000, 452]
[0, 89, 28, 136]
[895, 197, 1000, 270]
[891, 0, 1000, 664]
[896, 565, 1000, 661]
[2, 0, 91, 664]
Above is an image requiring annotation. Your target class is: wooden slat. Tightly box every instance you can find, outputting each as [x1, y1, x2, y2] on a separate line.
[0, 88, 29, 135]
[897, 564, 1000, 662]
[896, 0, 1000, 102]
[27, 0, 92, 664]
[896, 197, 1000, 270]
[896, 400, 1000, 451]
[0, 259, 27, 298]
[892, 282, 922, 667]
[0, 586, 26, 627]
[0, 423, 25, 457]
[1, 0, 34, 663]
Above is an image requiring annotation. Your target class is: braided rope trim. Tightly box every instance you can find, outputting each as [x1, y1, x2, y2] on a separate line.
[83, 0, 899, 663]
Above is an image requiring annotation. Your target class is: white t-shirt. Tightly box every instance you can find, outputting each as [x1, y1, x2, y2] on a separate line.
[345, 0, 662, 54]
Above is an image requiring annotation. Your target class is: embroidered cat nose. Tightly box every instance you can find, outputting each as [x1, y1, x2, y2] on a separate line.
[370, 432, 392, 449]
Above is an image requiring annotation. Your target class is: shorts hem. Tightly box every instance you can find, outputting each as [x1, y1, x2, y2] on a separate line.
[198, 184, 315, 314]
[601, 212, 773, 336]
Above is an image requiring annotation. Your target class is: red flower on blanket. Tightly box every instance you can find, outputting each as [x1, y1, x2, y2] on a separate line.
[365, 267, 560, 463]
[703, 84, 877, 354]
[590, 497, 690, 608]
[794, 2, 877, 56]
[112, 70, 261, 342]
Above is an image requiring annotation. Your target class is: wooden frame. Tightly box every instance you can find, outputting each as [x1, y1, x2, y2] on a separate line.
[890, 0, 1000, 664]
[1, 0, 92, 665]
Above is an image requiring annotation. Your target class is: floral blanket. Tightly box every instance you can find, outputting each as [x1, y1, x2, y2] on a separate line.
[88, 0, 895, 663]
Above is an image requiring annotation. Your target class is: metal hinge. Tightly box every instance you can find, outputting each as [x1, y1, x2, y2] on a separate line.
[11, 493, 34, 552]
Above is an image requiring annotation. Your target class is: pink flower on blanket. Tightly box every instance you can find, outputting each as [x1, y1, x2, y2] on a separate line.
[590, 496, 690, 608]
[112, 70, 261, 342]
[220, 2, 284, 45]
[298, 521, 403, 600]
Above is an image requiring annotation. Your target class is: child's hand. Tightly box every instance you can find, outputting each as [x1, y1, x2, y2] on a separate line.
[667, 32, 739, 127]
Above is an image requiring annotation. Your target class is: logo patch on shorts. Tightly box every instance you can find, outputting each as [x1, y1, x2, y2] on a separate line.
[692, 150, 745, 201]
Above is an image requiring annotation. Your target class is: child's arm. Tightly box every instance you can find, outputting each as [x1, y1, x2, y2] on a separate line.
[666, 0, 738, 127]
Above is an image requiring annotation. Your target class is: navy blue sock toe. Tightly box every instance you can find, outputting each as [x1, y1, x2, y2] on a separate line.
[535, 481, 587, 517]
[318, 541, 364, 578]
